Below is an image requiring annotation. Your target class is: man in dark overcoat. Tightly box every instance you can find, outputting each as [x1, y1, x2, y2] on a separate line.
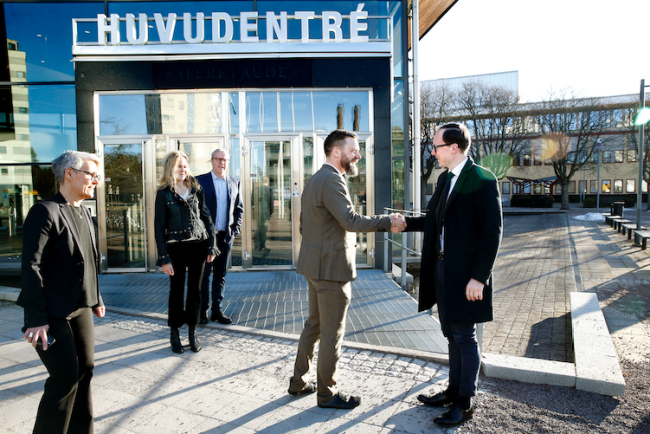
[403, 122, 502, 426]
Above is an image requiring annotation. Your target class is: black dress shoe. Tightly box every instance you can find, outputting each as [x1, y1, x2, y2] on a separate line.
[188, 327, 202, 353]
[170, 328, 184, 354]
[317, 394, 361, 409]
[288, 381, 317, 396]
[417, 391, 456, 407]
[434, 404, 474, 427]
[211, 309, 233, 325]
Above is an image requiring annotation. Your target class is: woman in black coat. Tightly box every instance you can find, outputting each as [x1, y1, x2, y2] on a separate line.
[154, 150, 218, 354]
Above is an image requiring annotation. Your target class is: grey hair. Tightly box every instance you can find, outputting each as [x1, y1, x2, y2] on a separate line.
[52, 151, 102, 184]
[211, 148, 230, 159]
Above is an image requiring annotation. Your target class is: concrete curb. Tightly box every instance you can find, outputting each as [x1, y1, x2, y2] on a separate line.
[482, 353, 576, 388]
[570, 292, 626, 396]
[0, 286, 19, 302]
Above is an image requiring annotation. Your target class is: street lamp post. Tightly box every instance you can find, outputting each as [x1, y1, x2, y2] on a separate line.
[636, 79, 649, 230]
[595, 138, 603, 214]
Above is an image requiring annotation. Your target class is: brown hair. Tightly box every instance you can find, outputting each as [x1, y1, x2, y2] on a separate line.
[324, 129, 358, 156]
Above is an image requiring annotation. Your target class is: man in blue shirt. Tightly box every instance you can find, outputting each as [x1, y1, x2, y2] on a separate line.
[197, 149, 244, 324]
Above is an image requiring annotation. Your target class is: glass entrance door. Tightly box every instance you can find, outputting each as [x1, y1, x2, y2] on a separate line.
[243, 136, 303, 268]
[101, 142, 146, 270]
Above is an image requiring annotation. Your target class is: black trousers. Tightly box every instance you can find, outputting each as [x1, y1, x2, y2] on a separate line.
[435, 258, 480, 398]
[201, 232, 232, 313]
[166, 240, 208, 328]
[33, 308, 95, 434]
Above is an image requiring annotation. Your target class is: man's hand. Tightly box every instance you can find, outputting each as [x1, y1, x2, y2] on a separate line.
[466, 278, 484, 301]
[389, 213, 407, 233]
[94, 306, 106, 318]
[207, 254, 216, 263]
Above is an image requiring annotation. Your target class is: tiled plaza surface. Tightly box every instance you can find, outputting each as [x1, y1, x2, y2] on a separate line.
[99, 269, 449, 355]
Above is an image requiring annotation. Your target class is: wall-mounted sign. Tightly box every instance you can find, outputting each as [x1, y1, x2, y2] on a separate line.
[72, 5, 392, 61]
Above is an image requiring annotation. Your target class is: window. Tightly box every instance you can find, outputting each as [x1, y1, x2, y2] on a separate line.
[523, 154, 531, 166]
[18, 107, 28, 114]
[627, 179, 635, 193]
[568, 181, 576, 194]
[524, 184, 531, 194]
[502, 182, 510, 194]
[602, 180, 611, 193]
[179, 101, 184, 110]
[615, 150, 623, 163]
[644, 181, 648, 193]
[533, 182, 542, 194]
[17, 71, 25, 78]
[1, 168, 7, 175]
[590, 180, 598, 193]
[613, 109, 624, 127]
[426, 183, 433, 195]
[555, 183, 562, 194]
[0, 146, 6, 154]
[590, 152, 599, 163]
[579, 180, 587, 194]
[628, 150, 637, 162]
[601, 151, 612, 163]
[614, 179, 623, 193]
[163, 115, 169, 124]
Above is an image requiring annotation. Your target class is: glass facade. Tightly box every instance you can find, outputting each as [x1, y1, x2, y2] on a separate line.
[1, 0, 408, 266]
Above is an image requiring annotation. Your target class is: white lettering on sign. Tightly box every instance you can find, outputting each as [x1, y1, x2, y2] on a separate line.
[93, 8, 369, 46]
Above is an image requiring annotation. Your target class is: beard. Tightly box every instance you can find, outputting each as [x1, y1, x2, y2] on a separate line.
[341, 155, 359, 177]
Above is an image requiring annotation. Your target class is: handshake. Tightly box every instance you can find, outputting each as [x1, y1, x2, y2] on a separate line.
[388, 213, 407, 234]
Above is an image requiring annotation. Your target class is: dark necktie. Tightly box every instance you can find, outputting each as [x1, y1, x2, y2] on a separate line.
[437, 172, 455, 236]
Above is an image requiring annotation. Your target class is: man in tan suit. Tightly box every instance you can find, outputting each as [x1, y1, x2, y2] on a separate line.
[288, 129, 404, 409]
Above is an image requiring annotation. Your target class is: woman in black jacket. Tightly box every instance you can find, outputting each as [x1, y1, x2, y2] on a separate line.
[155, 150, 218, 354]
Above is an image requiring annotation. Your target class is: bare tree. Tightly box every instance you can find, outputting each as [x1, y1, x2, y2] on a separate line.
[456, 80, 527, 179]
[418, 82, 456, 207]
[530, 89, 606, 210]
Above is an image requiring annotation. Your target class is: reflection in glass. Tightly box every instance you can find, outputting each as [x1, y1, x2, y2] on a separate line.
[391, 159, 404, 210]
[0, 83, 77, 163]
[250, 141, 291, 266]
[303, 136, 314, 185]
[229, 92, 239, 133]
[104, 144, 146, 268]
[5, 3, 103, 81]
[229, 138, 242, 266]
[348, 141, 368, 264]
[0, 164, 57, 257]
[312, 91, 368, 132]
[293, 92, 313, 132]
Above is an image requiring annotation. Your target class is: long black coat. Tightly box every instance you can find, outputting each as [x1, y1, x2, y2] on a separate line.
[17, 192, 103, 331]
[405, 157, 502, 326]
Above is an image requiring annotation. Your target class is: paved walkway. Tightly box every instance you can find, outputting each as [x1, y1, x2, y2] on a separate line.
[1, 207, 649, 433]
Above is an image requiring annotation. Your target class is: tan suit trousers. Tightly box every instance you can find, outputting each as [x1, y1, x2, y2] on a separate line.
[289, 277, 351, 403]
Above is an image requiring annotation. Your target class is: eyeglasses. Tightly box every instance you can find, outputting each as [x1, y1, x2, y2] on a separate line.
[212, 158, 229, 163]
[74, 169, 101, 182]
[431, 143, 455, 152]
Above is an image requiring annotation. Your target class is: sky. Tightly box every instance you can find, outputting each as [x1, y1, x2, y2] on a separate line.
[418, 0, 650, 103]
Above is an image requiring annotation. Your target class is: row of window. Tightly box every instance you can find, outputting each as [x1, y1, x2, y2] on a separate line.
[502, 179, 649, 195]
[514, 149, 639, 166]
[466, 108, 637, 137]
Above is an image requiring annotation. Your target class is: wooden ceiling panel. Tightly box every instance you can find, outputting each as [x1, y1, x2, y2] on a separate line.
[408, 0, 459, 48]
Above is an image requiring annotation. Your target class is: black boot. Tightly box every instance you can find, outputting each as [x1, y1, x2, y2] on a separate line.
[170, 327, 184, 354]
[189, 326, 202, 353]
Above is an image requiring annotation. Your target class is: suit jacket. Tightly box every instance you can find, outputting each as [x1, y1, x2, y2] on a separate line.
[405, 157, 502, 324]
[196, 172, 244, 244]
[296, 164, 391, 282]
[17, 192, 103, 330]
